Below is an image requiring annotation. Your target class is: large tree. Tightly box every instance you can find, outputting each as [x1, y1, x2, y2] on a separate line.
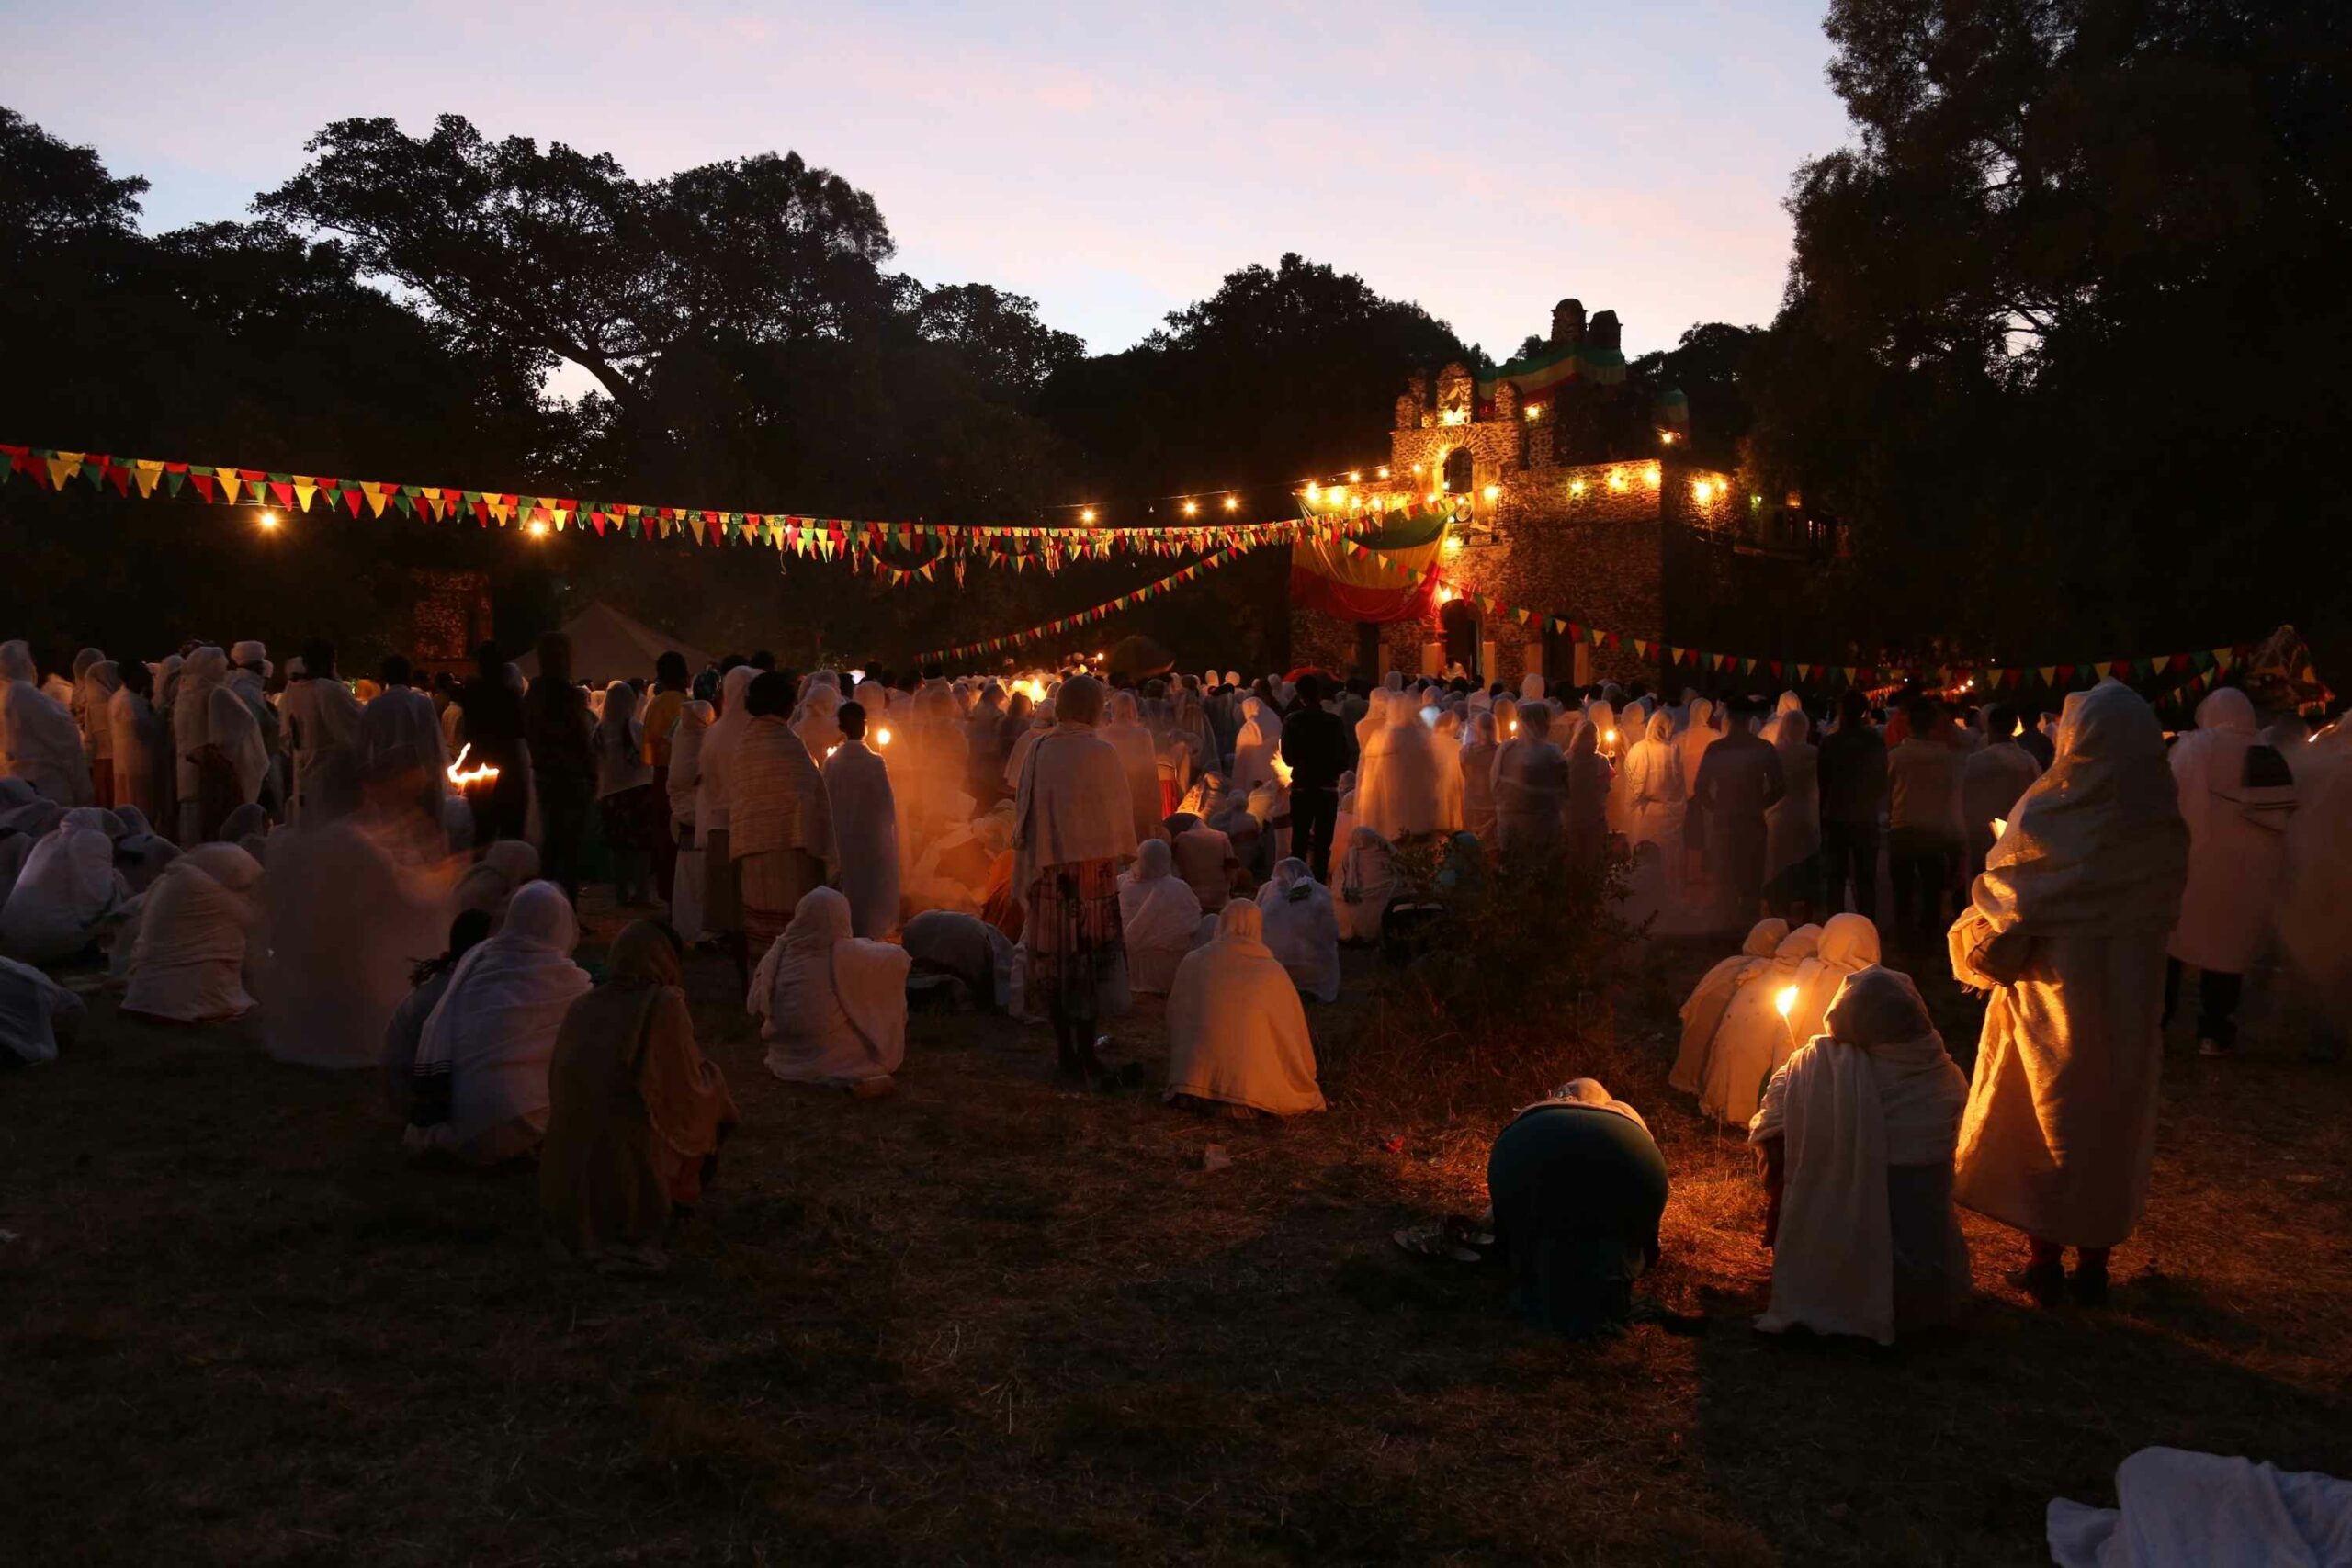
[1753, 0, 2352, 669]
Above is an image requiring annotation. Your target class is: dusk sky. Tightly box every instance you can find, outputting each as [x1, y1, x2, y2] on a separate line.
[13, 1, 1854, 378]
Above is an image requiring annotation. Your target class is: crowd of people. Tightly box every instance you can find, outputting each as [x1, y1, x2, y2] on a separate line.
[2, 630, 2345, 1318]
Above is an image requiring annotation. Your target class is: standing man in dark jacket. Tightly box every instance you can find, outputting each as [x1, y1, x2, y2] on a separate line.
[1280, 675, 1350, 882]
[522, 631, 597, 902]
[1815, 688, 1888, 919]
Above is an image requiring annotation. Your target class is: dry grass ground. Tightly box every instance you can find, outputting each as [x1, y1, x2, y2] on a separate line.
[3, 899, 2347, 1566]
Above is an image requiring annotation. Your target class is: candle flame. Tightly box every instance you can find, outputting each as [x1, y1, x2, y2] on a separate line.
[1775, 986, 1799, 1018]
[447, 743, 501, 789]
[875, 727, 892, 746]
[1992, 817, 2007, 839]
[1271, 754, 1293, 787]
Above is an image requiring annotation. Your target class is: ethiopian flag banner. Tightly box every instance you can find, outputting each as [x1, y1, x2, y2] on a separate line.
[1288, 497, 1452, 623]
[1479, 338, 1626, 404]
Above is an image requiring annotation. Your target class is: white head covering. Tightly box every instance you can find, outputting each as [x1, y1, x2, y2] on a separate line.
[406, 880, 589, 1151]
[1164, 897, 1325, 1114]
[695, 665, 759, 834]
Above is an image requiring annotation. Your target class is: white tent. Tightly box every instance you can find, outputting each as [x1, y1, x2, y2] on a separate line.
[514, 603, 711, 688]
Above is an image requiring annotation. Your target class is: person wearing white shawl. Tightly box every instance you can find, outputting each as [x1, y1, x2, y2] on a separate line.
[1002, 700, 1056, 792]
[122, 843, 264, 1024]
[821, 701, 900, 939]
[71, 651, 119, 806]
[0, 811, 130, 963]
[0, 953, 83, 1065]
[1622, 706, 1686, 855]
[356, 660, 450, 860]
[1668, 918, 1790, 1097]
[403, 880, 591, 1164]
[1117, 838, 1202, 995]
[278, 646, 362, 825]
[1100, 690, 1164, 844]
[730, 671, 837, 964]
[1356, 688, 1448, 840]
[1785, 911, 1882, 1047]
[2163, 686, 2296, 1057]
[1012, 675, 1137, 1078]
[751, 885, 910, 1089]
[1764, 706, 1820, 912]
[793, 681, 844, 761]
[587, 679, 659, 905]
[1693, 921, 1823, 1127]
[1255, 856, 1340, 1003]
[1164, 900, 1325, 1116]
[694, 665, 760, 964]
[1949, 679, 2188, 1306]
[107, 662, 172, 828]
[1, 640, 94, 807]
[1750, 964, 1969, 1344]
[261, 801, 449, 1068]
[1562, 719, 1612, 866]
[1674, 694, 1724, 868]
[1457, 711, 1501, 845]
[1492, 701, 1567, 855]
[1231, 696, 1284, 794]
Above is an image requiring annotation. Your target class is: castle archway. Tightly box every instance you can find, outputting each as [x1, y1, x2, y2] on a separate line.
[1442, 447, 1475, 496]
[1440, 597, 1481, 679]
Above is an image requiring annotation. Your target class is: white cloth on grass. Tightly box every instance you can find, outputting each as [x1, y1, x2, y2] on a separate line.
[2048, 1447, 2352, 1568]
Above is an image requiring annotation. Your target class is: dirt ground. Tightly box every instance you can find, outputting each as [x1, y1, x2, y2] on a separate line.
[4, 898, 2347, 1566]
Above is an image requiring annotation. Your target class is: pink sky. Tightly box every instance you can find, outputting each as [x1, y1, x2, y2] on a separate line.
[14, 1, 1854, 370]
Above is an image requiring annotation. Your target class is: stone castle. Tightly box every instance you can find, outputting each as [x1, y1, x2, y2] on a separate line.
[1287, 296, 1826, 690]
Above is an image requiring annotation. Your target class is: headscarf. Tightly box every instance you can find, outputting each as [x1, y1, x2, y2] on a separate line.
[666, 699, 714, 825]
[1967, 680, 2188, 940]
[1054, 674, 1107, 728]
[1820, 963, 1938, 1049]
[754, 886, 910, 1072]
[2167, 686, 2260, 844]
[594, 681, 653, 797]
[207, 683, 268, 805]
[408, 880, 588, 1133]
[694, 665, 759, 835]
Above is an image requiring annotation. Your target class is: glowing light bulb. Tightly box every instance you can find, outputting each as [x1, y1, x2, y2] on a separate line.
[527, 518, 549, 536]
[1426, 491, 1440, 504]
[1775, 986, 1799, 1018]
[1570, 478, 1587, 495]
[1659, 430, 1678, 444]
[1435, 586, 1454, 604]
[1693, 480, 1713, 502]
[876, 727, 892, 746]
[1305, 482, 1320, 501]
[1524, 404, 1541, 421]
[1411, 464, 1424, 475]
[1608, 471, 1627, 491]
[1482, 484, 1500, 502]
[1646, 464, 1661, 486]
[1182, 499, 1199, 516]
[257, 510, 280, 530]
[1329, 486, 1346, 504]
[1349, 470, 1363, 482]
[1080, 506, 1097, 524]
[1443, 535, 1463, 553]
[1223, 495, 1238, 512]
[1376, 466, 1390, 479]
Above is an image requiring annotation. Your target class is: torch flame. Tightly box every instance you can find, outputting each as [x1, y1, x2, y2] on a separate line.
[447, 743, 501, 789]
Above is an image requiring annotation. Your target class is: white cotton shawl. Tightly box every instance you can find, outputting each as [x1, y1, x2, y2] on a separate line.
[1699, 922, 1824, 1126]
[593, 682, 652, 797]
[667, 699, 713, 828]
[1012, 725, 1137, 893]
[1119, 839, 1203, 995]
[1, 640, 95, 806]
[1787, 912, 1881, 1047]
[1232, 697, 1284, 794]
[207, 684, 267, 807]
[752, 886, 910, 1084]
[2047, 1446, 2352, 1568]
[0, 821, 127, 963]
[695, 667, 759, 836]
[1335, 825, 1396, 942]
[124, 843, 263, 1022]
[2166, 686, 2293, 973]
[1165, 900, 1325, 1115]
[405, 881, 590, 1155]
[1255, 857, 1341, 1002]
[821, 738, 900, 939]
[1750, 967, 1967, 1346]
[1356, 692, 1447, 840]
[1668, 918, 1788, 1095]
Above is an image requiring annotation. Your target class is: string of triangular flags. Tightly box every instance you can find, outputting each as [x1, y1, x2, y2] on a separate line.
[916, 548, 1248, 666]
[1340, 540, 2250, 700]
[0, 442, 1369, 571]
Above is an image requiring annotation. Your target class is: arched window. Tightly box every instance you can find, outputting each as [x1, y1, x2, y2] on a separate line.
[1442, 447, 1475, 496]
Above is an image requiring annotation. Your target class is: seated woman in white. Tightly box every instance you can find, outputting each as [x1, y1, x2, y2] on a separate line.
[1118, 838, 1203, 996]
[1255, 857, 1340, 1002]
[0, 809, 130, 964]
[1786, 911, 1881, 1047]
[1696, 923, 1824, 1127]
[1750, 965, 1970, 1344]
[402, 880, 591, 1165]
[751, 885, 910, 1091]
[1667, 917, 1788, 1097]
[1164, 900, 1326, 1118]
[122, 843, 265, 1024]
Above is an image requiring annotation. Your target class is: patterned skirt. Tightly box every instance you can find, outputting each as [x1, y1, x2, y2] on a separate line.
[1023, 857, 1125, 1021]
